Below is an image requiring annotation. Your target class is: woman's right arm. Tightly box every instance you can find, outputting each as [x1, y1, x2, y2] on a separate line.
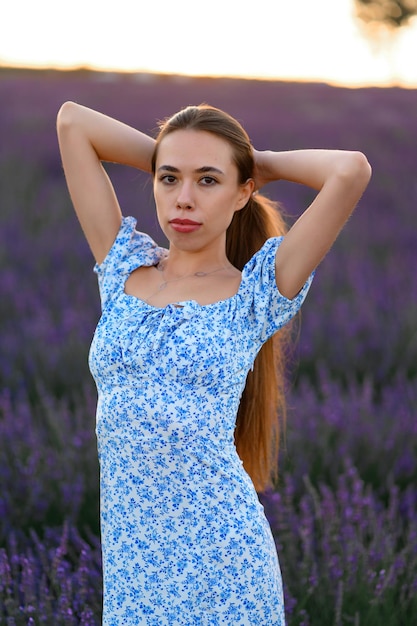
[56, 102, 156, 264]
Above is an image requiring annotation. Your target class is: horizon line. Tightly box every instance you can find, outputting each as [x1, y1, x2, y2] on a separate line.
[1, 60, 416, 91]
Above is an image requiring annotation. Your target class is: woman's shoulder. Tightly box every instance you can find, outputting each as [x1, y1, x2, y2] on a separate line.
[113, 215, 158, 257]
[94, 216, 166, 276]
[236, 235, 314, 342]
[241, 236, 284, 279]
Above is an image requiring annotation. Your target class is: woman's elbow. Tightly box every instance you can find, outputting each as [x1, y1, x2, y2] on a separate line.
[56, 101, 80, 131]
[341, 151, 372, 187]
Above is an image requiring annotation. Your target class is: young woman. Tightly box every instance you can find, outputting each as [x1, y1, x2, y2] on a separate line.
[57, 101, 371, 625]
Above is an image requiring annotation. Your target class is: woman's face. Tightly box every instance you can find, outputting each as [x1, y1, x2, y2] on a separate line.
[153, 129, 253, 253]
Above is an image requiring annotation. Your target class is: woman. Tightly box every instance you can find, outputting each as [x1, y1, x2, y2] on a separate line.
[57, 101, 371, 625]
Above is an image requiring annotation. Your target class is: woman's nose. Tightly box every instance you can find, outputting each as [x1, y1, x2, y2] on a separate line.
[176, 182, 194, 209]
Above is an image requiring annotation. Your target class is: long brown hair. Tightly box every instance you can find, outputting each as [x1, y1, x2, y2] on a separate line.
[152, 104, 294, 492]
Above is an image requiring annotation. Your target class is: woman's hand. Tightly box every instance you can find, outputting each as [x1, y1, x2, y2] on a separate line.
[252, 149, 278, 190]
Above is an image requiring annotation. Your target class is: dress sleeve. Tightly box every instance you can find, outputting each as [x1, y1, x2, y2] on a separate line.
[240, 236, 314, 344]
[93, 216, 164, 310]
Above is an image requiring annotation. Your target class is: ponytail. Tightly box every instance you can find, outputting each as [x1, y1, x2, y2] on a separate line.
[227, 194, 293, 492]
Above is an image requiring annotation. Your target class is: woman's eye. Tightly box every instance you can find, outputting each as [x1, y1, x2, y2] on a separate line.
[160, 175, 176, 184]
[200, 176, 217, 186]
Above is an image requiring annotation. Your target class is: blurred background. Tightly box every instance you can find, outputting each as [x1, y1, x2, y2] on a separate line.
[1, 1, 417, 625]
[1, 0, 417, 86]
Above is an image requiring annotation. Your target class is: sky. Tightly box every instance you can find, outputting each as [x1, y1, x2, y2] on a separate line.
[1, 0, 417, 87]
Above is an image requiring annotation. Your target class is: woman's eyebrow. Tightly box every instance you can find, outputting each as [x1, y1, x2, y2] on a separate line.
[157, 164, 225, 175]
[195, 166, 225, 175]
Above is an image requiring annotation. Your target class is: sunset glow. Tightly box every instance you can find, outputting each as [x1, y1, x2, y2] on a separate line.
[2, 0, 417, 86]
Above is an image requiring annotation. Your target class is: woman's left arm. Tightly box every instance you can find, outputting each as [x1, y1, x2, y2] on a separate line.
[254, 149, 372, 299]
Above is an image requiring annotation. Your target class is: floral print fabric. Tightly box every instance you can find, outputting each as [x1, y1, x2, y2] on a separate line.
[89, 216, 313, 625]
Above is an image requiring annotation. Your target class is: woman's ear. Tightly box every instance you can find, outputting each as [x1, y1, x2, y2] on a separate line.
[236, 178, 255, 211]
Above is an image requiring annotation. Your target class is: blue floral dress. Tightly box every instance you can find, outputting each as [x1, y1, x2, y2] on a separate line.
[89, 216, 313, 625]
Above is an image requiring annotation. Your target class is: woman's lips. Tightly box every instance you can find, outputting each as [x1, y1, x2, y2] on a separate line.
[169, 219, 202, 233]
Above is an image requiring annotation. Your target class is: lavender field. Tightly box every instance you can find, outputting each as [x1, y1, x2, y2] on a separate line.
[0, 68, 416, 625]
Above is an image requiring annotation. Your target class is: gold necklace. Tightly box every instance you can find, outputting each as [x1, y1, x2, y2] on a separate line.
[144, 258, 229, 303]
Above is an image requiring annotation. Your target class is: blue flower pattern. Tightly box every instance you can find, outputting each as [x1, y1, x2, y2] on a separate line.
[89, 216, 313, 625]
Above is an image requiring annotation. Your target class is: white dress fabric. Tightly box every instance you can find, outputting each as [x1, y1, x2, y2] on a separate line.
[89, 216, 313, 625]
